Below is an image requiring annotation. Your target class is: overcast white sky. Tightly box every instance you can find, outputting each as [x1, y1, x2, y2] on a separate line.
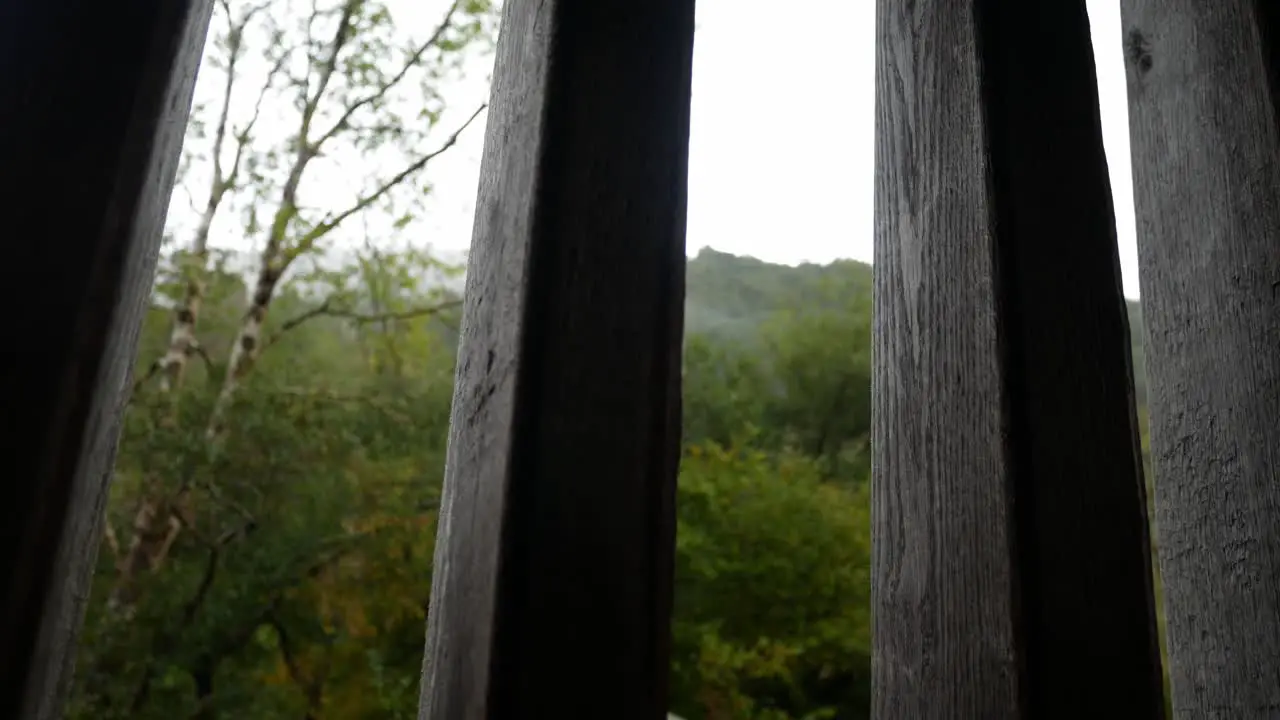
[413, 0, 1140, 297]
[188, 0, 1140, 297]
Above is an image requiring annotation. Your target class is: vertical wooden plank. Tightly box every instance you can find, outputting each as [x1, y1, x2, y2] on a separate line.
[873, 2, 1021, 710]
[1119, 1, 1280, 714]
[417, 0, 694, 717]
[0, 1, 213, 719]
[873, 1, 1165, 717]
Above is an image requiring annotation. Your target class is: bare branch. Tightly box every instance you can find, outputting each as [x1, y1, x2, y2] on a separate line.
[264, 387, 414, 423]
[225, 47, 291, 190]
[194, 479, 258, 530]
[182, 521, 255, 620]
[293, 0, 317, 105]
[292, 103, 487, 253]
[131, 359, 164, 398]
[436, 314, 460, 333]
[265, 296, 338, 340]
[259, 0, 362, 260]
[208, 0, 274, 207]
[183, 184, 202, 216]
[206, 11, 239, 196]
[263, 296, 463, 349]
[338, 300, 463, 325]
[268, 615, 324, 710]
[126, 517, 253, 712]
[301, 0, 361, 142]
[104, 523, 120, 559]
[131, 337, 215, 401]
[190, 341, 216, 375]
[312, 0, 462, 148]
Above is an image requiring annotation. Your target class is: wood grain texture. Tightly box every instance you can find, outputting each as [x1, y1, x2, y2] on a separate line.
[873, 1, 1164, 716]
[0, 1, 214, 719]
[1119, 1, 1280, 715]
[417, 0, 694, 717]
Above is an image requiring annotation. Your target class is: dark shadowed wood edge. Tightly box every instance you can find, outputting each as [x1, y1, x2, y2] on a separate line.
[1120, 0, 1280, 714]
[872, 1, 1165, 717]
[0, 1, 214, 718]
[417, 0, 695, 717]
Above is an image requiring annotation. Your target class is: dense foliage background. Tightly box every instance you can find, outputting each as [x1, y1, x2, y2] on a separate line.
[69, 1, 1167, 718]
[74, 250, 1163, 720]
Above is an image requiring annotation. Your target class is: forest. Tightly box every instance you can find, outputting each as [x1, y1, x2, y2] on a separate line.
[69, 1, 1165, 718]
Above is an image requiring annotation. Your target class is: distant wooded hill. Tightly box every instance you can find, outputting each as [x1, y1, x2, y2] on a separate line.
[684, 247, 1148, 406]
[155, 245, 1147, 404]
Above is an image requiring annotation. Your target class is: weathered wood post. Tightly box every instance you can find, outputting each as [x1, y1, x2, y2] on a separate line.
[1120, 2, 1280, 714]
[873, 1, 1165, 717]
[417, 0, 695, 718]
[0, 1, 214, 719]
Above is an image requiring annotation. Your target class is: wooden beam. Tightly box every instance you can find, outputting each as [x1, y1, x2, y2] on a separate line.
[0, 1, 213, 719]
[872, 1, 1165, 717]
[1120, 1, 1280, 714]
[417, 0, 694, 717]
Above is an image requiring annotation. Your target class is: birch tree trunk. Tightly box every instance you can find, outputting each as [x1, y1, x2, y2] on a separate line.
[110, 0, 491, 614]
[148, 2, 279, 396]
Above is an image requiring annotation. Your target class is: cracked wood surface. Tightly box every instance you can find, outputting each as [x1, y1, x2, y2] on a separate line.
[1122, 1, 1280, 715]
